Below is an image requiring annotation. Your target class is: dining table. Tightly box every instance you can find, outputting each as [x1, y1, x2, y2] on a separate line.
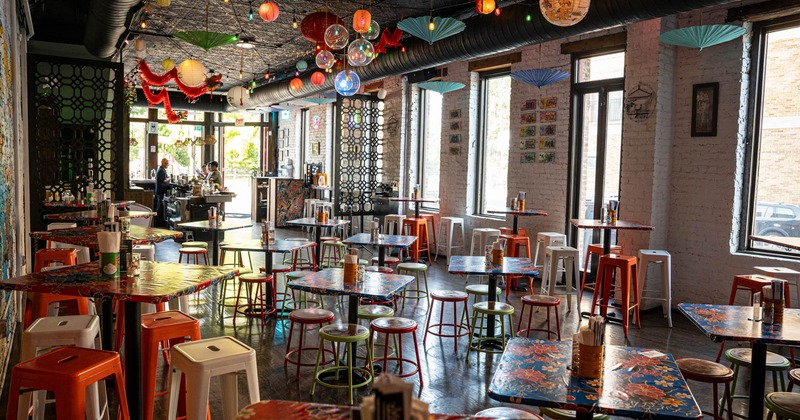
[43, 209, 155, 224]
[0, 261, 238, 420]
[285, 217, 351, 270]
[487, 208, 549, 235]
[342, 233, 417, 267]
[235, 399, 479, 420]
[43, 200, 135, 209]
[219, 239, 315, 274]
[488, 337, 702, 420]
[30, 224, 182, 250]
[448, 256, 537, 347]
[569, 218, 655, 256]
[679, 303, 800, 419]
[389, 196, 440, 219]
[177, 218, 254, 265]
[750, 235, 800, 252]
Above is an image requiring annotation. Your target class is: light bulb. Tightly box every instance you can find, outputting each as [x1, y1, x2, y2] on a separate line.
[428, 18, 435, 31]
[494, 8, 501, 16]
[248, 9, 254, 20]
[239, 70, 243, 78]
[140, 21, 147, 29]
[292, 17, 298, 29]
[526, 13, 531, 22]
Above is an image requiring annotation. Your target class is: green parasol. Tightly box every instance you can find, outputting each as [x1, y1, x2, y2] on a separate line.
[173, 31, 239, 51]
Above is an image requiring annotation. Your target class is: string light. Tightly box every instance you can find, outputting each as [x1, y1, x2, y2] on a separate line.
[140, 20, 147, 29]
[292, 11, 298, 29]
[428, 18, 435, 31]
[526, 13, 531, 22]
[494, 8, 501, 16]
[248, 6, 254, 20]
[428, 0, 434, 31]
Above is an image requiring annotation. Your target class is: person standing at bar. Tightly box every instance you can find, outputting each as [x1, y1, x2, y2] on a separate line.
[206, 160, 223, 188]
[154, 157, 171, 227]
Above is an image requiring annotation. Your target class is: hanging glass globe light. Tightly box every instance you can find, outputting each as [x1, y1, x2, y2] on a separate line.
[324, 24, 349, 50]
[347, 38, 375, 66]
[315, 49, 336, 69]
[364, 20, 381, 41]
[334, 69, 361, 96]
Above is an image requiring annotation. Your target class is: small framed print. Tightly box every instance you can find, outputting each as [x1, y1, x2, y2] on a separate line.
[520, 126, 537, 137]
[450, 121, 461, 130]
[147, 122, 158, 134]
[538, 152, 555, 163]
[691, 82, 719, 137]
[311, 142, 320, 155]
[519, 139, 536, 149]
[520, 152, 536, 163]
[539, 138, 555, 149]
[449, 109, 462, 119]
[520, 113, 537, 124]
[449, 146, 461, 155]
[522, 99, 537, 111]
[539, 111, 556, 123]
[539, 125, 556, 136]
[540, 97, 557, 109]
[450, 134, 461, 143]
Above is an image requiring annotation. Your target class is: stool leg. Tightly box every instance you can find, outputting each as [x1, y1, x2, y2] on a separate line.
[295, 323, 305, 380]
[411, 330, 424, 386]
[451, 301, 459, 351]
[423, 302, 435, 346]
[7, 374, 21, 420]
[55, 388, 86, 420]
[167, 367, 182, 420]
[663, 260, 673, 327]
[221, 372, 239, 419]
[185, 371, 211, 420]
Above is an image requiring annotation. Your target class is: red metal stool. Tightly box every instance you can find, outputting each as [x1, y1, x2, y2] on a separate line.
[370, 256, 401, 268]
[424, 290, 471, 351]
[233, 273, 276, 325]
[788, 368, 800, 391]
[114, 300, 168, 352]
[284, 308, 336, 380]
[6, 346, 130, 420]
[26, 248, 88, 329]
[500, 234, 533, 296]
[370, 317, 424, 386]
[581, 244, 623, 299]
[141, 310, 201, 420]
[178, 247, 209, 265]
[591, 254, 641, 337]
[402, 218, 431, 263]
[729, 274, 792, 307]
[419, 214, 437, 257]
[285, 242, 318, 271]
[518, 294, 562, 340]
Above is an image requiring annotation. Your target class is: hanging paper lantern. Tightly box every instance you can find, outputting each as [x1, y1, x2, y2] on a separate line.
[259, 2, 280, 22]
[315, 49, 336, 69]
[364, 20, 381, 41]
[300, 10, 345, 44]
[476, 0, 496, 15]
[161, 58, 175, 71]
[311, 71, 325, 86]
[540, 0, 591, 27]
[353, 10, 371, 34]
[324, 24, 349, 50]
[290, 77, 303, 91]
[134, 39, 146, 52]
[334, 69, 360, 96]
[226, 86, 250, 108]
[347, 38, 375, 67]
[377, 88, 387, 100]
[155, 0, 170, 6]
[296, 60, 308, 72]
[177, 59, 207, 87]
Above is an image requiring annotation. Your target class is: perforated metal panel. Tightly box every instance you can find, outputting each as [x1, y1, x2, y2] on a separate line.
[333, 95, 385, 217]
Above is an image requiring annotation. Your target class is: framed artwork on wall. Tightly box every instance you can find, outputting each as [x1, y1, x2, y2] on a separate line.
[691, 82, 718, 137]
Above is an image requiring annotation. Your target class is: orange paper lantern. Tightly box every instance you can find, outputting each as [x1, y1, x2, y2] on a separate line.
[353, 10, 371, 34]
[290, 77, 303, 91]
[311, 71, 325, 86]
[475, 0, 496, 15]
[259, 2, 280, 22]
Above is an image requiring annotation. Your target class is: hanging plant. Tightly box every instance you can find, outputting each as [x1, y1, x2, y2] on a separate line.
[123, 81, 137, 112]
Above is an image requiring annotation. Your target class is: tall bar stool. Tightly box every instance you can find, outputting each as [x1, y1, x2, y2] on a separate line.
[533, 232, 566, 268]
[500, 233, 532, 294]
[7, 347, 129, 420]
[729, 274, 792, 307]
[540, 246, 579, 312]
[47, 222, 91, 263]
[168, 336, 260, 420]
[723, 347, 790, 418]
[468, 228, 500, 284]
[591, 254, 640, 337]
[755, 266, 800, 308]
[518, 295, 561, 340]
[765, 392, 800, 420]
[465, 301, 515, 360]
[419, 214, 437, 257]
[676, 357, 734, 420]
[436, 216, 465, 262]
[312, 324, 374, 405]
[424, 290, 471, 351]
[397, 262, 430, 309]
[26, 248, 88, 329]
[285, 308, 336, 380]
[637, 249, 673, 327]
[499, 227, 528, 236]
[581, 244, 623, 300]
[384, 214, 406, 235]
[402, 218, 431, 263]
[178, 247, 209, 265]
[370, 317, 424, 386]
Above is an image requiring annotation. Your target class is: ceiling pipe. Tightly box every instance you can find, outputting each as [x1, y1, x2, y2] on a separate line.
[243, 0, 738, 109]
[84, 0, 143, 59]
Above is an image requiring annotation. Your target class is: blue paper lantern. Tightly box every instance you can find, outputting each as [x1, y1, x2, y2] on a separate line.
[334, 70, 361, 96]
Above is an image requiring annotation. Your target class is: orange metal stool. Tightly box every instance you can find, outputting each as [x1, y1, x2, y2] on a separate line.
[284, 308, 336, 380]
[233, 273, 276, 324]
[26, 248, 88, 329]
[370, 317, 424, 386]
[729, 274, 792, 307]
[424, 290, 471, 352]
[581, 243, 623, 299]
[402, 218, 431, 263]
[518, 294, 562, 340]
[114, 300, 168, 352]
[500, 227, 528, 236]
[419, 214, 437, 257]
[178, 247, 209, 265]
[591, 254, 641, 337]
[6, 346, 130, 420]
[500, 234, 533, 297]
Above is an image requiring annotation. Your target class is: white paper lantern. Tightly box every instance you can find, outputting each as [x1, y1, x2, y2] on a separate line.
[161, 58, 175, 71]
[226, 86, 251, 108]
[377, 88, 387, 100]
[540, 0, 591, 27]
[133, 39, 146, 52]
[347, 38, 375, 67]
[177, 59, 207, 87]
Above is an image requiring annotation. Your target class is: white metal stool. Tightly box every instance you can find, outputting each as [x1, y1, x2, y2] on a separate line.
[436, 217, 465, 262]
[468, 228, 500, 283]
[755, 266, 800, 310]
[47, 222, 91, 264]
[638, 249, 673, 327]
[384, 214, 406, 235]
[303, 199, 321, 231]
[20, 315, 106, 420]
[533, 232, 567, 268]
[167, 336, 260, 420]
[540, 246, 579, 312]
[133, 244, 155, 261]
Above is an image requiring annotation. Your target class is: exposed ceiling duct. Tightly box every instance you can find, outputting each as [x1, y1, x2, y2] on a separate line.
[84, 0, 143, 59]
[244, 0, 739, 109]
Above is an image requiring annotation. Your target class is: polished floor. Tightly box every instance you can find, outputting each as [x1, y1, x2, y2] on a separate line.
[1, 222, 789, 419]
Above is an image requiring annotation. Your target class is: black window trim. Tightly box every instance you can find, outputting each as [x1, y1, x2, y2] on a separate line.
[417, 88, 441, 212]
[474, 69, 511, 217]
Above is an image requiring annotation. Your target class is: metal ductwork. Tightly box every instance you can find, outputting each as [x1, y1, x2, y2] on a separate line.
[85, 0, 143, 59]
[245, 0, 738, 109]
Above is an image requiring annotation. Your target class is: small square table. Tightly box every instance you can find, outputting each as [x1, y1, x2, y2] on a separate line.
[30, 224, 182, 249]
[178, 219, 254, 265]
[388, 196, 440, 219]
[44, 210, 155, 224]
[488, 338, 702, 420]
[487, 208, 549, 234]
[342, 233, 417, 267]
[679, 303, 800, 419]
[569, 219, 654, 256]
[220, 239, 314, 274]
[285, 217, 351, 270]
[43, 200, 135, 209]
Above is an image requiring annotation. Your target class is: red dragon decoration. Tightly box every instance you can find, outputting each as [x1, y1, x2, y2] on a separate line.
[137, 60, 223, 123]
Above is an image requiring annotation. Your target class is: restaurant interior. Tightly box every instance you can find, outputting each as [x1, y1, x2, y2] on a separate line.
[1, 0, 800, 418]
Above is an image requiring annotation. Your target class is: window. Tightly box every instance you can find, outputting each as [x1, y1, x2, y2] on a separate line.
[746, 21, 800, 256]
[475, 73, 511, 215]
[129, 107, 148, 180]
[419, 89, 442, 210]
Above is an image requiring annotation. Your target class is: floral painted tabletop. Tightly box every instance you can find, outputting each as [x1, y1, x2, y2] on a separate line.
[343, 233, 418, 249]
[178, 218, 254, 231]
[448, 256, 538, 277]
[235, 400, 480, 420]
[678, 303, 800, 345]
[488, 338, 702, 419]
[0, 261, 236, 304]
[30, 225, 182, 248]
[220, 239, 314, 254]
[287, 268, 413, 300]
[43, 210, 155, 222]
[43, 200, 134, 208]
[286, 217, 351, 228]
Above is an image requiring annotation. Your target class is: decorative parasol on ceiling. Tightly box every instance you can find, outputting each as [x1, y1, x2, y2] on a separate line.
[173, 31, 239, 51]
[511, 69, 570, 88]
[397, 16, 465, 45]
[417, 81, 465, 94]
[658, 24, 746, 50]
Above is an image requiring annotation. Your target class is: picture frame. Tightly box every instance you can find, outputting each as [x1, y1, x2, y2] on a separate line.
[519, 126, 537, 137]
[691, 82, 718, 137]
[450, 121, 461, 131]
[311, 142, 320, 155]
[450, 134, 461, 143]
[522, 99, 537, 111]
[520, 112, 537, 124]
[449, 109, 462, 119]
[147, 121, 158, 134]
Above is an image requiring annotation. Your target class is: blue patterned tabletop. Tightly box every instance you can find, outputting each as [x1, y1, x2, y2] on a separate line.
[679, 303, 800, 345]
[343, 233, 418, 248]
[178, 219, 254, 231]
[448, 256, 538, 277]
[489, 338, 701, 419]
[287, 268, 413, 299]
[220, 239, 314, 254]
[286, 217, 351, 228]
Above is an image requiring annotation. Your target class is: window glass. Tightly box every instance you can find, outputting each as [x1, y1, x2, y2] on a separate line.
[420, 90, 442, 209]
[478, 74, 511, 214]
[576, 52, 625, 82]
[129, 121, 147, 179]
[157, 109, 203, 122]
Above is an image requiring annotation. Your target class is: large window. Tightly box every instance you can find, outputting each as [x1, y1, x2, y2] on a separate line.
[746, 21, 800, 256]
[476, 73, 511, 214]
[419, 89, 442, 209]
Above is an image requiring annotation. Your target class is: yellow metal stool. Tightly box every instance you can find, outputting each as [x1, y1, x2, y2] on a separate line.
[465, 301, 514, 360]
[397, 262, 430, 309]
[311, 324, 374, 405]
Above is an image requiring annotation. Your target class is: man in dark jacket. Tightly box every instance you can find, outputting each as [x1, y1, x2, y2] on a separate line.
[154, 157, 171, 226]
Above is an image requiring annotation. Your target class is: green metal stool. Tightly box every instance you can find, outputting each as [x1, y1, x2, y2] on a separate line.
[286, 271, 322, 310]
[358, 305, 396, 360]
[466, 301, 514, 360]
[321, 241, 347, 268]
[397, 262, 430, 309]
[539, 408, 610, 419]
[722, 347, 790, 417]
[463, 284, 502, 338]
[766, 392, 800, 420]
[181, 241, 208, 249]
[311, 323, 374, 405]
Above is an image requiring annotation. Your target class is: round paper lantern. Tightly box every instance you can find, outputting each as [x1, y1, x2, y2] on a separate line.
[290, 77, 303, 91]
[296, 60, 308, 72]
[475, 0, 495, 14]
[300, 10, 345, 44]
[226, 86, 250, 108]
[133, 39, 146, 52]
[177, 59, 206, 87]
[311, 71, 325, 86]
[376, 88, 387, 100]
[315, 49, 336, 69]
[259, 2, 280, 22]
[540, 0, 590, 27]
[347, 38, 375, 67]
[364, 20, 381, 41]
[334, 69, 360, 96]
[161, 58, 175, 71]
[353, 10, 371, 34]
[156, 0, 170, 6]
[324, 24, 349, 50]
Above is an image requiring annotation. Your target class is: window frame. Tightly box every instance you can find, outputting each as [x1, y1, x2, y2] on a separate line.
[417, 88, 442, 211]
[474, 69, 512, 217]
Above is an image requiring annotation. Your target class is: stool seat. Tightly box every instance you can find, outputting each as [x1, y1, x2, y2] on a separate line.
[465, 284, 499, 295]
[182, 241, 208, 248]
[539, 407, 609, 420]
[287, 270, 315, 278]
[397, 262, 427, 271]
[765, 392, 800, 419]
[676, 358, 734, 382]
[271, 264, 292, 272]
[519, 295, 562, 340]
[320, 323, 371, 341]
[289, 308, 335, 322]
[179, 247, 206, 254]
[475, 407, 543, 419]
[431, 290, 468, 301]
[365, 266, 394, 273]
[522, 294, 560, 306]
[371, 256, 400, 266]
[789, 368, 800, 387]
[725, 347, 791, 369]
[371, 317, 417, 332]
[239, 273, 269, 281]
[358, 305, 395, 319]
[473, 301, 515, 315]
